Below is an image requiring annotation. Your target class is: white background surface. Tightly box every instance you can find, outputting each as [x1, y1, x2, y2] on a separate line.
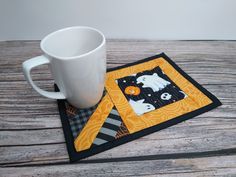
[0, 0, 236, 41]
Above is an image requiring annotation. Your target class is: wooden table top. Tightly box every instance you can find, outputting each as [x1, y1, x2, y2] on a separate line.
[0, 40, 236, 176]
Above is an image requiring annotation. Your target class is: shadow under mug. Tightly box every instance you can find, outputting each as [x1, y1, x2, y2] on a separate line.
[22, 26, 106, 108]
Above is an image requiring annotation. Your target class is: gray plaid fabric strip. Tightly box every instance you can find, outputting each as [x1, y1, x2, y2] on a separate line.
[66, 102, 98, 139]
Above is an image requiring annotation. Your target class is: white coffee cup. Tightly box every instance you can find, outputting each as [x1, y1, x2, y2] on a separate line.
[22, 26, 106, 108]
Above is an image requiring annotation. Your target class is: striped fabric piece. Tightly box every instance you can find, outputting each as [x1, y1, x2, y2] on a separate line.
[92, 108, 122, 146]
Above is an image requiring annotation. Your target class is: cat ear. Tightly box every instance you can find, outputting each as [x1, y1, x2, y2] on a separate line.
[142, 85, 148, 88]
[137, 99, 145, 103]
[153, 73, 158, 76]
[136, 77, 141, 84]
[129, 99, 135, 103]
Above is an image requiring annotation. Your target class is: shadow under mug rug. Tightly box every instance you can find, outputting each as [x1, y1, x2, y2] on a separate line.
[56, 53, 222, 162]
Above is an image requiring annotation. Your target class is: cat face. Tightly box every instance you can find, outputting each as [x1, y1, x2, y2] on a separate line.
[145, 103, 155, 111]
[136, 75, 147, 84]
[161, 92, 172, 100]
[129, 99, 155, 115]
[136, 73, 170, 92]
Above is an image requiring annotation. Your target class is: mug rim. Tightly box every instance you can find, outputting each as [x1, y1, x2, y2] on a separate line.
[40, 26, 106, 60]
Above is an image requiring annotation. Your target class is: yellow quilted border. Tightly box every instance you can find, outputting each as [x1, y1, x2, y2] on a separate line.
[105, 57, 212, 133]
[74, 94, 114, 152]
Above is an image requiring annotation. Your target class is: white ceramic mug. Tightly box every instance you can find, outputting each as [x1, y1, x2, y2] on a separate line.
[22, 26, 106, 108]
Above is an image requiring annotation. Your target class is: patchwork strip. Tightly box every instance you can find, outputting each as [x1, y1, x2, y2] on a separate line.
[92, 108, 122, 146]
[66, 102, 97, 138]
[74, 94, 114, 152]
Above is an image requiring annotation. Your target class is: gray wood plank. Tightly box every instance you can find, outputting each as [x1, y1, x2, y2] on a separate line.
[0, 129, 65, 146]
[1, 155, 236, 177]
[1, 112, 236, 166]
[1, 101, 236, 145]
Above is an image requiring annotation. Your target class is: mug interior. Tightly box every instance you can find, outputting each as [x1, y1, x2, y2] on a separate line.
[41, 26, 105, 59]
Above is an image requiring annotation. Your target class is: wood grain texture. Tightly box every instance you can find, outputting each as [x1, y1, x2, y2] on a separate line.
[1, 155, 236, 177]
[0, 40, 236, 176]
[1, 113, 236, 166]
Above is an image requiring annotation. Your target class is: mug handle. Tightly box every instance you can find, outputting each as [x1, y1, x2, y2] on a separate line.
[22, 55, 66, 99]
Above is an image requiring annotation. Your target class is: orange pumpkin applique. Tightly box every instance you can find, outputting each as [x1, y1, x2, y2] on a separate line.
[124, 86, 141, 96]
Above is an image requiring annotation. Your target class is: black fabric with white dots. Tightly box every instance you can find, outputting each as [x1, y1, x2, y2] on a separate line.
[117, 66, 187, 115]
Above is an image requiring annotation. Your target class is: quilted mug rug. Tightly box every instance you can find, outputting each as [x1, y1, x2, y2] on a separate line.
[56, 53, 221, 162]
